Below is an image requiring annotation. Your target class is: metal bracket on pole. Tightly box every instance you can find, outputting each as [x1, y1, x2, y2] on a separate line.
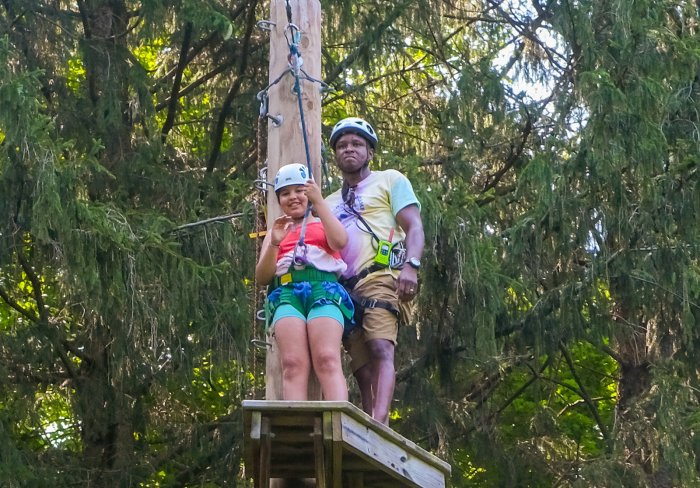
[254, 166, 272, 192]
[256, 20, 276, 31]
[266, 114, 283, 127]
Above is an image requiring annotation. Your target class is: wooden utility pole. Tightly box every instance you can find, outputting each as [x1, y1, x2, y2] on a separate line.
[264, 0, 322, 401]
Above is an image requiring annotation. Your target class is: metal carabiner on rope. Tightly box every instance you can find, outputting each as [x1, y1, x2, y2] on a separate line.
[292, 241, 308, 269]
[285, 24, 303, 75]
[284, 23, 301, 46]
[251, 338, 272, 349]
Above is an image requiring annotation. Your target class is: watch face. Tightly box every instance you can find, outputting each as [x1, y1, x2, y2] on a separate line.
[408, 257, 421, 268]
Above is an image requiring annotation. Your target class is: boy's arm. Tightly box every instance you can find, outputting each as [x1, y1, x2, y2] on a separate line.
[395, 204, 424, 301]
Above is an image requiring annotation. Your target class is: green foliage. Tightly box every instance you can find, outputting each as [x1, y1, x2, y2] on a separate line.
[1, 1, 261, 485]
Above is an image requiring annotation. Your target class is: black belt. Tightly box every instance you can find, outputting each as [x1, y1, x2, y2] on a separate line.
[350, 292, 399, 317]
[340, 263, 385, 291]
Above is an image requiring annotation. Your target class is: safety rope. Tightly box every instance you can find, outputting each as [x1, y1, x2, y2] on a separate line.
[280, 21, 312, 267]
[285, 0, 293, 24]
[285, 27, 313, 177]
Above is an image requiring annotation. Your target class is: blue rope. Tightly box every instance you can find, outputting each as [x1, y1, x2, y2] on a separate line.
[285, 0, 293, 24]
[287, 27, 314, 266]
[292, 66, 313, 180]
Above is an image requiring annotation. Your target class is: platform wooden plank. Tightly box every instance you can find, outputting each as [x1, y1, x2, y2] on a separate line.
[340, 412, 446, 488]
[242, 400, 451, 488]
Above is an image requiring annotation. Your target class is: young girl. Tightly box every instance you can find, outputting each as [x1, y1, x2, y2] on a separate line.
[255, 163, 354, 401]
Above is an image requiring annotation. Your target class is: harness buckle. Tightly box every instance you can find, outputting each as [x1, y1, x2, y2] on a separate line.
[280, 273, 293, 285]
[365, 298, 378, 309]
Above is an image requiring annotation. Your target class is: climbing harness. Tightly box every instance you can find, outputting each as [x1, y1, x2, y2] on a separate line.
[348, 292, 399, 329]
[272, 267, 338, 289]
[342, 183, 406, 269]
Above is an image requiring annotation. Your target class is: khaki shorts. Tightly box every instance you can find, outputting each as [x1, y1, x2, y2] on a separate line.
[343, 274, 414, 372]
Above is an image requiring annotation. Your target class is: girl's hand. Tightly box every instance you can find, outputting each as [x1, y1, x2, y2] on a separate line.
[303, 179, 323, 206]
[270, 214, 293, 245]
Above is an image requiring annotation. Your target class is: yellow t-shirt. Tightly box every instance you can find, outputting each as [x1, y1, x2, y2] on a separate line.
[325, 170, 420, 280]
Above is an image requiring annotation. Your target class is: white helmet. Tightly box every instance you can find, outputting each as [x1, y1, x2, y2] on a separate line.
[329, 117, 378, 149]
[273, 163, 310, 193]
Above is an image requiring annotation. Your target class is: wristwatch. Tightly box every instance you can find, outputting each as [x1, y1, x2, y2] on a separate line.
[407, 257, 421, 269]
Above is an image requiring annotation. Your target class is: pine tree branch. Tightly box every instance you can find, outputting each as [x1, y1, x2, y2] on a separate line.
[151, 4, 246, 90]
[61, 337, 91, 364]
[322, 63, 442, 106]
[16, 249, 79, 379]
[558, 342, 612, 449]
[482, 106, 532, 193]
[148, 411, 242, 483]
[3, 357, 69, 386]
[16, 250, 48, 324]
[455, 355, 554, 440]
[154, 58, 237, 112]
[153, 32, 218, 88]
[323, 0, 414, 86]
[75, 0, 91, 38]
[168, 213, 245, 234]
[557, 396, 615, 416]
[161, 21, 193, 141]
[74, 1, 101, 105]
[206, 0, 258, 174]
[224, 146, 258, 180]
[494, 354, 553, 416]
[0, 282, 39, 323]
[600, 343, 623, 364]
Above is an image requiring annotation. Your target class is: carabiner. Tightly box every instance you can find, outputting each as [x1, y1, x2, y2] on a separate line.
[292, 242, 308, 269]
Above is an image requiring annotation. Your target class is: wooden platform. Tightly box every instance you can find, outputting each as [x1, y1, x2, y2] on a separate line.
[242, 400, 451, 488]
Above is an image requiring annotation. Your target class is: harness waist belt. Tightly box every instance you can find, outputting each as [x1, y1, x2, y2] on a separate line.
[351, 293, 399, 317]
[274, 268, 338, 288]
[340, 263, 386, 291]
